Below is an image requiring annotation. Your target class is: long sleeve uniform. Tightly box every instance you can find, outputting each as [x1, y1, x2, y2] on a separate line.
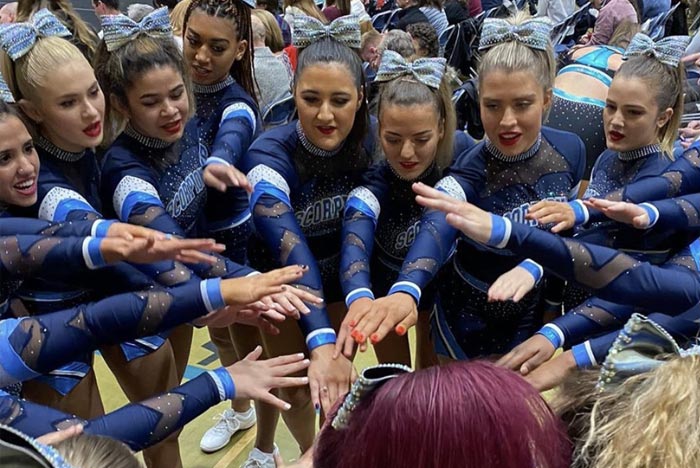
[242, 121, 375, 350]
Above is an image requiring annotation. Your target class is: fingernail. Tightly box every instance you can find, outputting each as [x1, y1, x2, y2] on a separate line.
[303, 359, 310, 364]
[349, 320, 356, 327]
[351, 330, 359, 339]
[370, 333, 379, 344]
[285, 403, 292, 410]
[297, 353, 305, 358]
[355, 333, 365, 342]
[314, 403, 320, 414]
[396, 325, 406, 336]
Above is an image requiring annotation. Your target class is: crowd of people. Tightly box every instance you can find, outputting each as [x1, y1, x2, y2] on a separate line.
[0, 0, 699, 467]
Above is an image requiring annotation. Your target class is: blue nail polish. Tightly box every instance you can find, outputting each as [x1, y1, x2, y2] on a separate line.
[314, 403, 320, 414]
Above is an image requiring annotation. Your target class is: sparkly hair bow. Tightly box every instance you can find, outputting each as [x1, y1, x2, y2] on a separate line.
[332, 363, 412, 430]
[293, 15, 361, 49]
[0, 74, 14, 103]
[102, 7, 172, 52]
[623, 33, 690, 68]
[597, 313, 700, 391]
[0, 9, 71, 61]
[478, 17, 552, 52]
[375, 50, 447, 89]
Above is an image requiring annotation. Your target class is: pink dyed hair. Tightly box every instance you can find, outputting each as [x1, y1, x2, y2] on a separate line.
[315, 360, 571, 468]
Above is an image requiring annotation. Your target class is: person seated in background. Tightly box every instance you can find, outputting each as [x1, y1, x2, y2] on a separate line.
[392, 0, 431, 31]
[252, 13, 293, 112]
[578, 0, 638, 46]
[537, 0, 574, 24]
[127, 3, 155, 21]
[407, 21, 439, 57]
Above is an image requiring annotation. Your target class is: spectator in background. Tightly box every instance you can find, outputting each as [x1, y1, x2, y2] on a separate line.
[152, 0, 179, 11]
[360, 28, 382, 64]
[169, 0, 190, 50]
[444, 0, 470, 24]
[323, 0, 350, 20]
[284, 0, 327, 32]
[407, 21, 438, 57]
[127, 3, 154, 21]
[537, 0, 574, 23]
[257, 0, 292, 46]
[350, 0, 371, 22]
[419, 0, 448, 35]
[579, 0, 639, 45]
[393, 0, 430, 31]
[252, 8, 294, 76]
[93, 0, 120, 18]
[0, 2, 17, 23]
[252, 13, 292, 112]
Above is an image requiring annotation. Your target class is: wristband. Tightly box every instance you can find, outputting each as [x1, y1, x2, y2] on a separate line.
[487, 213, 511, 248]
[388, 281, 421, 304]
[639, 203, 659, 228]
[345, 288, 375, 307]
[83, 237, 106, 269]
[91, 219, 117, 237]
[572, 342, 596, 368]
[306, 328, 336, 351]
[537, 324, 563, 349]
[518, 259, 543, 285]
[208, 367, 236, 400]
[568, 200, 589, 226]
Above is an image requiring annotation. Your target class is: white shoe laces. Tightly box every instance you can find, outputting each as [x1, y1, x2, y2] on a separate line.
[210, 412, 240, 435]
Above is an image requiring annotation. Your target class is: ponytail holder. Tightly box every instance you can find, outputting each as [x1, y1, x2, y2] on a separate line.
[623, 33, 690, 68]
[331, 363, 412, 430]
[375, 50, 446, 89]
[0, 74, 14, 103]
[293, 15, 361, 49]
[0, 9, 71, 60]
[102, 7, 173, 52]
[478, 17, 552, 52]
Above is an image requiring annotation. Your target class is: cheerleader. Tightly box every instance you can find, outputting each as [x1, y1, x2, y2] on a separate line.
[181, 0, 267, 451]
[528, 34, 689, 308]
[350, 14, 585, 361]
[412, 184, 700, 390]
[337, 50, 470, 367]
[239, 15, 370, 464]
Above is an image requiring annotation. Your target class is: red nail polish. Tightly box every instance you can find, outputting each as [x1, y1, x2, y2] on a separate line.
[396, 325, 406, 336]
[371, 333, 379, 344]
[355, 333, 365, 343]
[349, 320, 356, 327]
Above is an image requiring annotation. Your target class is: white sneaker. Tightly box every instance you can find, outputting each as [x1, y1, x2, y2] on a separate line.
[200, 407, 257, 453]
[241, 445, 279, 468]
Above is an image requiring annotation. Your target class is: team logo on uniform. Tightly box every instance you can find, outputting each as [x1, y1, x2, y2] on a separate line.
[502, 196, 567, 226]
[295, 195, 347, 228]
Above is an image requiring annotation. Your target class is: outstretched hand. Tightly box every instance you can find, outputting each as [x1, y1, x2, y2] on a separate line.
[203, 164, 253, 193]
[100, 236, 224, 265]
[583, 198, 651, 229]
[413, 182, 494, 245]
[226, 346, 310, 411]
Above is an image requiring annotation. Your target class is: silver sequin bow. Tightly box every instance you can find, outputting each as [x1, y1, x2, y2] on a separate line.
[0, 9, 71, 60]
[102, 7, 173, 52]
[331, 363, 412, 430]
[597, 313, 700, 392]
[375, 50, 447, 89]
[623, 33, 691, 68]
[293, 15, 361, 49]
[478, 17, 552, 52]
[0, 73, 14, 103]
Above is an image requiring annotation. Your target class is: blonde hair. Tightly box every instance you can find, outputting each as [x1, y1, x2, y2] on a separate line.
[552, 357, 700, 468]
[55, 434, 142, 468]
[615, 55, 684, 158]
[170, 0, 191, 37]
[17, 0, 98, 58]
[0, 35, 87, 105]
[284, 0, 327, 23]
[477, 11, 556, 94]
[377, 73, 456, 172]
[251, 8, 285, 52]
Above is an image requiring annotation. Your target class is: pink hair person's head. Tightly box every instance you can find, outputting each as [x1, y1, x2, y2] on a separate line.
[315, 360, 571, 468]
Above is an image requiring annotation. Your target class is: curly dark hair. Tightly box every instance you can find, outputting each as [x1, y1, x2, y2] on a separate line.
[406, 22, 438, 58]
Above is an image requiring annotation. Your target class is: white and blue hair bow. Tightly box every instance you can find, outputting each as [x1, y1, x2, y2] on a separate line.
[293, 15, 361, 49]
[623, 33, 690, 68]
[597, 313, 700, 391]
[478, 17, 552, 52]
[375, 50, 447, 89]
[0, 73, 14, 103]
[102, 7, 173, 52]
[0, 9, 71, 61]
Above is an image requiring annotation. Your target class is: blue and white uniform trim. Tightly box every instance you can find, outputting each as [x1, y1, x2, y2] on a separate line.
[306, 327, 337, 350]
[39, 187, 99, 222]
[113, 175, 164, 221]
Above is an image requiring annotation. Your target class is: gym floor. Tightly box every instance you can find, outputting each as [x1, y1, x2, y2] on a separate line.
[95, 326, 384, 467]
